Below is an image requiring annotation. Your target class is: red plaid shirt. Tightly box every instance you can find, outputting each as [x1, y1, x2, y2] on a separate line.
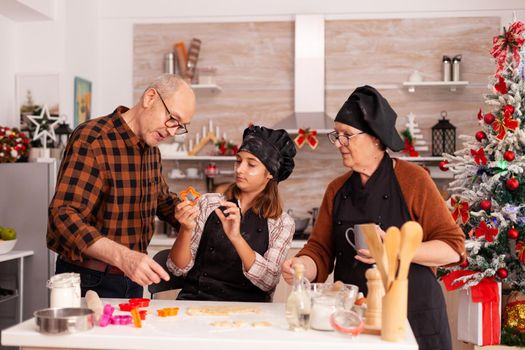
[47, 106, 179, 262]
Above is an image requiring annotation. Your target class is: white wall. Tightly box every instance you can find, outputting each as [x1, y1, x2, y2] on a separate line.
[0, 15, 16, 126]
[1, 0, 525, 126]
[0, 0, 98, 127]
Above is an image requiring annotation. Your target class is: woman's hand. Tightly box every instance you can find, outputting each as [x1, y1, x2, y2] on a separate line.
[354, 249, 375, 264]
[354, 225, 385, 264]
[281, 256, 317, 285]
[215, 200, 242, 242]
[175, 200, 199, 232]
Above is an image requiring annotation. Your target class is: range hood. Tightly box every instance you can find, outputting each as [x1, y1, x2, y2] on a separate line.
[274, 15, 334, 133]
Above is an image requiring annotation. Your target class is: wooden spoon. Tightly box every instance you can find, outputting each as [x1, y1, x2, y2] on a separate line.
[397, 221, 423, 281]
[384, 227, 401, 291]
[360, 223, 388, 290]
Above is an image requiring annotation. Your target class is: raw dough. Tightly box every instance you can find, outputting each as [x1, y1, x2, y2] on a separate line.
[251, 321, 272, 327]
[187, 305, 261, 316]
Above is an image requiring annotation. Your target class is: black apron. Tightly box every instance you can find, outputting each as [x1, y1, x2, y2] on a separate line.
[332, 154, 452, 350]
[177, 202, 271, 302]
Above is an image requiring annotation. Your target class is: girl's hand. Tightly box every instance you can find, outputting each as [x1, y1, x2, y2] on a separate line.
[215, 200, 242, 242]
[175, 200, 199, 231]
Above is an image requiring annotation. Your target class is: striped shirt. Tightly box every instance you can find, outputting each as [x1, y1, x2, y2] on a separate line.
[47, 106, 179, 262]
[167, 193, 295, 291]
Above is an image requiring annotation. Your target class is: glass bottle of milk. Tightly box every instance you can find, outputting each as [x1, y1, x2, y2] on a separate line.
[285, 263, 311, 331]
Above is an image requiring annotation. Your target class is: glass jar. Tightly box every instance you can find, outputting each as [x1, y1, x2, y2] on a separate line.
[47, 272, 81, 308]
[285, 264, 311, 331]
[310, 294, 342, 331]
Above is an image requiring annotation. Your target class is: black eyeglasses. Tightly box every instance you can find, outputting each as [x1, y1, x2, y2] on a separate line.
[327, 131, 364, 146]
[156, 90, 189, 135]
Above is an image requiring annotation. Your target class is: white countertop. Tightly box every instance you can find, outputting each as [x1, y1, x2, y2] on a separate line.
[150, 234, 307, 249]
[2, 299, 417, 350]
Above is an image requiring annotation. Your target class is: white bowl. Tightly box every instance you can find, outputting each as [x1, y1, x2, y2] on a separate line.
[0, 239, 17, 254]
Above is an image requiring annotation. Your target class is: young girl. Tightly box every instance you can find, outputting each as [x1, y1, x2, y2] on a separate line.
[167, 125, 296, 302]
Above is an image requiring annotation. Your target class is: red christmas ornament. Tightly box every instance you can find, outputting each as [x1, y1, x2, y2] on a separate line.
[439, 160, 449, 171]
[504, 150, 515, 162]
[483, 113, 496, 124]
[475, 131, 487, 142]
[508, 228, 519, 240]
[480, 199, 492, 211]
[460, 260, 469, 268]
[496, 268, 508, 279]
[503, 105, 515, 118]
[506, 178, 519, 191]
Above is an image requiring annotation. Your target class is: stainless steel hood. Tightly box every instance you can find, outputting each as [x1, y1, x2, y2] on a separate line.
[274, 15, 334, 133]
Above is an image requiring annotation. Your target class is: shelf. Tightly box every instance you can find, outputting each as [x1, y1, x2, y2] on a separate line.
[402, 81, 469, 93]
[161, 155, 235, 161]
[326, 84, 399, 91]
[0, 250, 34, 263]
[190, 84, 222, 93]
[284, 128, 333, 135]
[396, 156, 444, 162]
[0, 288, 18, 304]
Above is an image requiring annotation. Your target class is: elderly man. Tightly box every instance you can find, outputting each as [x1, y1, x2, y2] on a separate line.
[48, 74, 196, 298]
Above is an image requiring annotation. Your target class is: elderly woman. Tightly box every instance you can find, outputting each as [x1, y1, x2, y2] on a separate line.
[282, 86, 465, 350]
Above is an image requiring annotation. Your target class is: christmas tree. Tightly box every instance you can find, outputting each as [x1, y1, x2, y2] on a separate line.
[439, 19, 525, 346]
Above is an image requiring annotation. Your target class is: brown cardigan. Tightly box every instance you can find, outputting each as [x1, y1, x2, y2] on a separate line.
[298, 159, 466, 282]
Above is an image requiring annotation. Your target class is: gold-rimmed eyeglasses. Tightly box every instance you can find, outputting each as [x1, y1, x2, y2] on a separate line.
[156, 90, 189, 135]
[327, 131, 364, 146]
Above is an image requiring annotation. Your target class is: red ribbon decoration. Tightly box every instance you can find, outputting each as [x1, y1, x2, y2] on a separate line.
[474, 220, 498, 242]
[494, 76, 508, 95]
[443, 271, 501, 345]
[470, 148, 487, 165]
[477, 109, 484, 120]
[492, 114, 519, 140]
[294, 128, 318, 149]
[516, 241, 525, 264]
[490, 21, 525, 75]
[450, 197, 470, 224]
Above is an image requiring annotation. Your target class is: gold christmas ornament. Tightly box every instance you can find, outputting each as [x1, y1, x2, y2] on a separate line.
[503, 292, 525, 331]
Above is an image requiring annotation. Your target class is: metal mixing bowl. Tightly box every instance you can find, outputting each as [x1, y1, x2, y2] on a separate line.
[34, 308, 95, 334]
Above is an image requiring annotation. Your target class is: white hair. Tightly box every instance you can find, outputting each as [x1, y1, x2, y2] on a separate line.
[143, 74, 191, 97]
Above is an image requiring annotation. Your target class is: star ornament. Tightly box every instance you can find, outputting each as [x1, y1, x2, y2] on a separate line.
[27, 105, 60, 144]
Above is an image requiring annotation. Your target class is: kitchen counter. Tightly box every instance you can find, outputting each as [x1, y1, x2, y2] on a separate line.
[2, 299, 417, 350]
[150, 234, 307, 249]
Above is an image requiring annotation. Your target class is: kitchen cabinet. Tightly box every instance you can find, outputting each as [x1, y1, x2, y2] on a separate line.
[0, 250, 34, 340]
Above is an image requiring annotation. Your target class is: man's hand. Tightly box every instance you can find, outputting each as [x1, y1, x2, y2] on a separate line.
[85, 237, 170, 287]
[120, 250, 170, 286]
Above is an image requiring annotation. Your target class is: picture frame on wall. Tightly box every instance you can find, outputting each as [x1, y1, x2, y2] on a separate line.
[15, 73, 60, 132]
[74, 77, 92, 127]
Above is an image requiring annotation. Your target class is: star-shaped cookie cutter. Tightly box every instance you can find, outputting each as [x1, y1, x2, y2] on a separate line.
[179, 186, 201, 206]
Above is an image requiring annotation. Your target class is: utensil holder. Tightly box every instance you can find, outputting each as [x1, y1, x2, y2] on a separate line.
[381, 279, 408, 342]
